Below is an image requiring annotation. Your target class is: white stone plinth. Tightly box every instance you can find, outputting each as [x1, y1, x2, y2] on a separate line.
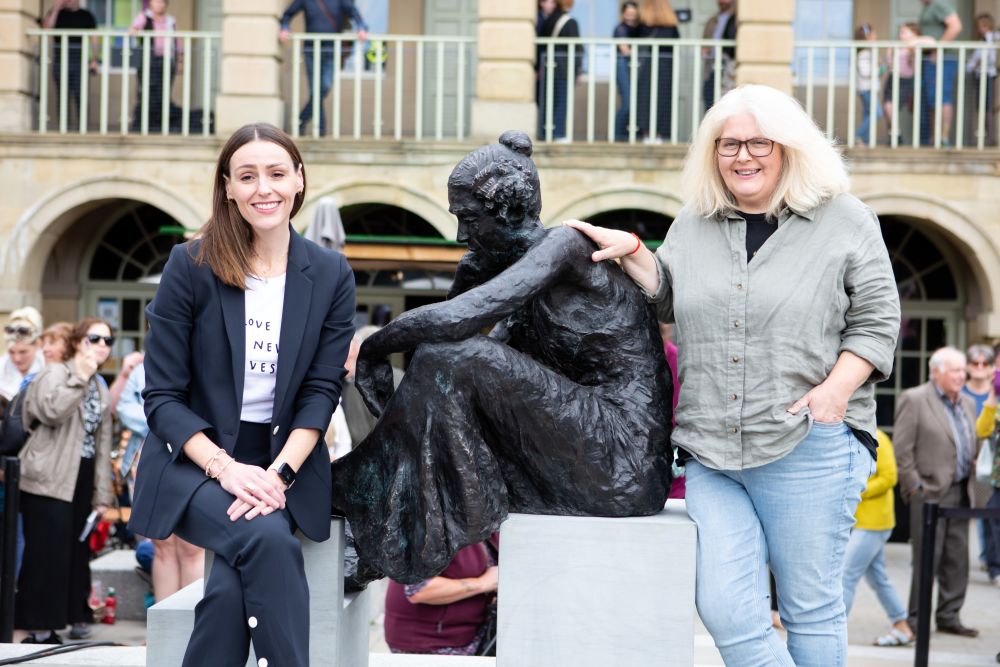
[497, 501, 696, 667]
[146, 518, 370, 667]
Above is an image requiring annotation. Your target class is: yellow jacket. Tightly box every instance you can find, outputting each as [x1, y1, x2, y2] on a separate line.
[854, 430, 897, 531]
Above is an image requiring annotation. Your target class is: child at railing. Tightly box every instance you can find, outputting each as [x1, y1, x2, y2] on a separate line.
[967, 13, 999, 145]
[883, 23, 932, 145]
[855, 23, 884, 145]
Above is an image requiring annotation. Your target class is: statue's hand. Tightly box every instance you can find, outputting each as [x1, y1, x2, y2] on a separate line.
[355, 353, 394, 419]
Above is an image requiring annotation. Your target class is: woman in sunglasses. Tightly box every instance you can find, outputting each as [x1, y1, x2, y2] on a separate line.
[15, 317, 115, 643]
[1, 307, 46, 404]
[566, 84, 900, 666]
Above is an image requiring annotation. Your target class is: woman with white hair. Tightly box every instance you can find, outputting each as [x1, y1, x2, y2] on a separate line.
[1, 307, 46, 403]
[566, 84, 900, 666]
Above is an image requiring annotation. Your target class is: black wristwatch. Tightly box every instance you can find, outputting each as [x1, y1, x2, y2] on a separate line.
[272, 462, 297, 489]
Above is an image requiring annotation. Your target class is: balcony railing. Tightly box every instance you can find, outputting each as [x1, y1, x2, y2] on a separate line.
[794, 39, 1000, 150]
[286, 33, 477, 140]
[28, 28, 221, 137]
[535, 37, 736, 144]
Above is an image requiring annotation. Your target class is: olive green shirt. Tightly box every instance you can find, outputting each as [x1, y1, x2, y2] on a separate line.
[919, 0, 956, 41]
[645, 193, 900, 470]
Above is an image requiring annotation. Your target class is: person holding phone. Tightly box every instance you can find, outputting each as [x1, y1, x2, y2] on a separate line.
[16, 317, 115, 643]
[128, 122, 355, 666]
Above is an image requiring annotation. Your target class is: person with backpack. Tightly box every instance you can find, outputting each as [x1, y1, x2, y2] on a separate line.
[15, 317, 115, 644]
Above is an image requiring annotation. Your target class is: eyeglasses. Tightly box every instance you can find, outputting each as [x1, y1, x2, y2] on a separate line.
[86, 334, 115, 347]
[4, 325, 35, 338]
[715, 137, 775, 157]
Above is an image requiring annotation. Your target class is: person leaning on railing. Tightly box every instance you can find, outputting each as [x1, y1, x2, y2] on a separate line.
[127, 0, 183, 132]
[41, 0, 99, 132]
[918, 0, 962, 146]
[278, 0, 369, 136]
[971, 370, 1000, 587]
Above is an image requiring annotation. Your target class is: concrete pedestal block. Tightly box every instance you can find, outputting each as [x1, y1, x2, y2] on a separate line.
[497, 501, 696, 667]
[146, 518, 371, 667]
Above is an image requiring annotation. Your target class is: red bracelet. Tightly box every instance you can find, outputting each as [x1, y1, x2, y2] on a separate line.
[628, 232, 643, 255]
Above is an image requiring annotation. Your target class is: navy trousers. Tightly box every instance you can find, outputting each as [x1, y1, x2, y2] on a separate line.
[174, 421, 310, 667]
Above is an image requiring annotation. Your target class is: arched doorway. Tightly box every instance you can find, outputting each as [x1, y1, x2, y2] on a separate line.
[877, 216, 967, 433]
[341, 203, 457, 329]
[41, 200, 185, 374]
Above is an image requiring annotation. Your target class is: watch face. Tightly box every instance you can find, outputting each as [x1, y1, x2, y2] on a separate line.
[277, 463, 296, 487]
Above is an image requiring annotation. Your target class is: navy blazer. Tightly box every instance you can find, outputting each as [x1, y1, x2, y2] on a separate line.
[129, 229, 355, 542]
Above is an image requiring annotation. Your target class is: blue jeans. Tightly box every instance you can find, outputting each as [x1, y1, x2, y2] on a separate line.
[920, 57, 958, 145]
[842, 527, 907, 622]
[857, 90, 883, 141]
[615, 56, 631, 141]
[686, 421, 872, 667]
[301, 45, 335, 135]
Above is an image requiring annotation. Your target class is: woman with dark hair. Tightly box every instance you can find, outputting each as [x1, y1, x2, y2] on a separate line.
[16, 317, 115, 643]
[129, 122, 355, 666]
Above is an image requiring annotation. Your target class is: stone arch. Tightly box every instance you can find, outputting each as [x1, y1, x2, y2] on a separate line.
[301, 181, 455, 239]
[2, 176, 204, 296]
[862, 193, 1000, 336]
[542, 185, 685, 226]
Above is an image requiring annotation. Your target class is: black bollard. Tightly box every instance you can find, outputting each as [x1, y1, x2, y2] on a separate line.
[0, 456, 20, 643]
[913, 499, 939, 667]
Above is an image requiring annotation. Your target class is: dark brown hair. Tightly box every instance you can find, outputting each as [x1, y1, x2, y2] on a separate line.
[70, 317, 114, 367]
[195, 123, 307, 289]
[40, 322, 73, 362]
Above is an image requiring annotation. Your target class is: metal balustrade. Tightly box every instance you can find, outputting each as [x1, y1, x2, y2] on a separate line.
[535, 37, 736, 144]
[795, 39, 1000, 150]
[287, 33, 476, 141]
[28, 28, 220, 137]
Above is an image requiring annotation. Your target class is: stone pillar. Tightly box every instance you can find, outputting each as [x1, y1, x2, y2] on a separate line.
[735, 0, 795, 94]
[0, 0, 36, 132]
[215, 0, 285, 134]
[471, 0, 537, 141]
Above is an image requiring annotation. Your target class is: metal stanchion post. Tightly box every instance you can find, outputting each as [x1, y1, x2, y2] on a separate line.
[1, 456, 20, 643]
[913, 499, 938, 667]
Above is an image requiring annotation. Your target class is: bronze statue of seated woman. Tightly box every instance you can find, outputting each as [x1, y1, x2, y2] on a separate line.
[332, 130, 673, 583]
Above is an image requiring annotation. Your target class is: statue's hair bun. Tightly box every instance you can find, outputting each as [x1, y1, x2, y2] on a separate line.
[499, 130, 533, 157]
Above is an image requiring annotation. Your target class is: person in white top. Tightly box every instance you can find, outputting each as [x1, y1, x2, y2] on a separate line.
[855, 23, 885, 145]
[1, 307, 46, 403]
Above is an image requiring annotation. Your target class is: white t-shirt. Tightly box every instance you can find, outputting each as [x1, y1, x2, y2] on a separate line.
[241, 274, 285, 423]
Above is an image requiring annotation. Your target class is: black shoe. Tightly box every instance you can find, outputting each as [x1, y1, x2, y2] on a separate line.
[937, 622, 979, 637]
[22, 631, 63, 644]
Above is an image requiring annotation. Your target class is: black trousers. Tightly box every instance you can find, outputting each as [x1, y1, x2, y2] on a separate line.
[173, 422, 309, 667]
[15, 457, 95, 631]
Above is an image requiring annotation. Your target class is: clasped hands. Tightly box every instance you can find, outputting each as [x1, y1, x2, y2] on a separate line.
[217, 459, 288, 522]
[355, 339, 396, 419]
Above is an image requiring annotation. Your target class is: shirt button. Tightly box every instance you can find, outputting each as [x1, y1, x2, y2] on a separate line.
[731, 394, 738, 401]
[734, 320, 741, 328]
[736, 283, 743, 289]
[731, 356, 739, 363]
[272, 425, 280, 436]
[248, 616, 258, 629]
[731, 426, 739, 433]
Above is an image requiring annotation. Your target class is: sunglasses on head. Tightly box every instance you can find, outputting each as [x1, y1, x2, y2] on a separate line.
[4, 325, 35, 338]
[86, 334, 115, 347]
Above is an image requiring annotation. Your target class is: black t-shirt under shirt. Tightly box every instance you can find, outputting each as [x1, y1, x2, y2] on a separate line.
[736, 210, 878, 460]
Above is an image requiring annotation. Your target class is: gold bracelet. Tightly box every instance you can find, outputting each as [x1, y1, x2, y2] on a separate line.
[212, 456, 234, 480]
[204, 449, 225, 478]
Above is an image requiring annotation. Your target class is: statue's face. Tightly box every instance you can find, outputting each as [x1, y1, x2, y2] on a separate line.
[449, 185, 506, 252]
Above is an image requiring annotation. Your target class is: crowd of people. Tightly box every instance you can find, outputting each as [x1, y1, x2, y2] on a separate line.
[854, 1, 1000, 146]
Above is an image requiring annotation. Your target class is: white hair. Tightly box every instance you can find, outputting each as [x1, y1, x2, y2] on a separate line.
[929, 346, 965, 372]
[680, 84, 850, 219]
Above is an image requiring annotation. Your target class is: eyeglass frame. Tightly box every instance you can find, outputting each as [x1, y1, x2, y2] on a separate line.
[85, 334, 116, 347]
[714, 137, 776, 158]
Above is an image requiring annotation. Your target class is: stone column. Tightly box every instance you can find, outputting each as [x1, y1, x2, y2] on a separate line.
[215, 0, 285, 133]
[0, 0, 36, 132]
[471, 0, 537, 140]
[735, 0, 795, 94]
